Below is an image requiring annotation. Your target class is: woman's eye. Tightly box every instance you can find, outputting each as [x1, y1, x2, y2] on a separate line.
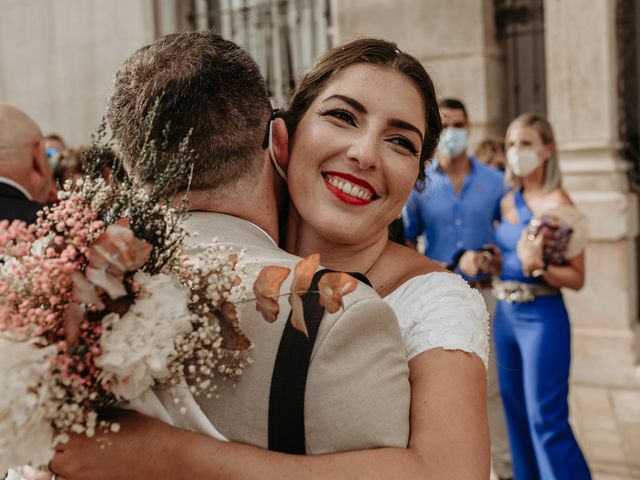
[322, 108, 356, 126]
[389, 137, 419, 155]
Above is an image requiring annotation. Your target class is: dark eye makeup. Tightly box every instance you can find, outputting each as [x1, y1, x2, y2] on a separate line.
[318, 107, 357, 126]
[388, 136, 419, 155]
[317, 106, 420, 156]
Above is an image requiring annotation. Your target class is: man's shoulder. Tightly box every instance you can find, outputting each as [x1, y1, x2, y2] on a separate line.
[0, 186, 42, 224]
[312, 277, 399, 360]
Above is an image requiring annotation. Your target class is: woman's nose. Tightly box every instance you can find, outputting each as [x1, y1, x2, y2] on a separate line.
[346, 133, 381, 170]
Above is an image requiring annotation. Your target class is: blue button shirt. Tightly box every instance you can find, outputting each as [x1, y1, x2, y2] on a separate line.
[403, 156, 505, 281]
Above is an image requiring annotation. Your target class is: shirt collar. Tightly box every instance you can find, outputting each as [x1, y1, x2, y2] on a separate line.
[0, 177, 33, 200]
[430, 153, 477, 176]
[246, 219, 278, 248]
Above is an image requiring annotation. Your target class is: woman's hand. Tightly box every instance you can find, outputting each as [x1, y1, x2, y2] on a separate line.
[516, 226, 585, 290]
[458, 246, 502, 277]
[48, 410, 199, 480]
[516, 228, 545, 276]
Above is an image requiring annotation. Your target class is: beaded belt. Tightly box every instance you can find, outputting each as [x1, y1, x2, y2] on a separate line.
[492, 280, 561, 304]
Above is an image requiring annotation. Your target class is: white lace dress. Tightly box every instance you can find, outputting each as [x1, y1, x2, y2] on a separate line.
[384, 272, 490, 368]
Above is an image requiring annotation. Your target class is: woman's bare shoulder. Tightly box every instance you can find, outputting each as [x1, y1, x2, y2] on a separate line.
[375, 242, 447, 297]
[544, 188, 574, 208]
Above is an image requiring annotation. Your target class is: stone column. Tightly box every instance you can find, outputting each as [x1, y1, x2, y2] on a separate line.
[545, 0, 640, 477]
[333, 0, 506, 148]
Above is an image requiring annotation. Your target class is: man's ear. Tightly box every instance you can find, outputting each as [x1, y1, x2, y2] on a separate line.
[32, 140, 49, 178]
[270, 117, 289, 169]
[31, 139, 52, 202]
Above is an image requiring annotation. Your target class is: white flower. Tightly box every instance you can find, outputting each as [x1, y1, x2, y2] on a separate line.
[96, 272, 194, 400]
[0, 336, 58, 473]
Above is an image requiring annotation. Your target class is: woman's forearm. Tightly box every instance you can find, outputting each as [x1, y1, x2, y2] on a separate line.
[542, 252, 585, 290]
[175, 350, 489, 480]
[542, 263, 584, 290]
[180, 439, 432, 480]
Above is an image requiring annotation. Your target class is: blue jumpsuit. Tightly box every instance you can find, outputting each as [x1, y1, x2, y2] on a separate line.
[493, 190, 590, 479]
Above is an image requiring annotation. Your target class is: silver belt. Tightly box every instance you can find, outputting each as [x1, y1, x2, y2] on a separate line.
[492, 280, 561, 304]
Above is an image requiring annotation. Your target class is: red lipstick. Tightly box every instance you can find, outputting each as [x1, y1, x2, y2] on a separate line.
[322, 171, 377, 206]
[323, 171, 378, 196]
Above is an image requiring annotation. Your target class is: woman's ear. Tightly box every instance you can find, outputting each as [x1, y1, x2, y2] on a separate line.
[542, 141, 555, 162]
[270, 117, 289, 169]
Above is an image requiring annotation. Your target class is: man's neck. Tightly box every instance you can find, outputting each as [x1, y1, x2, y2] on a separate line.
[439, 153, 471, 176]
[186, 188, 279, 244]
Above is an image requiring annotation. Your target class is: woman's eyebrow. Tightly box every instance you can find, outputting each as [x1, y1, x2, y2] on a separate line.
[322, 94, 424, 142]
[389, 119, 424, 143]
[321, 94, 367, 113]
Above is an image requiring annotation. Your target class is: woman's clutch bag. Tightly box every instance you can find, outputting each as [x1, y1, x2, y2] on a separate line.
[526, 204, 588, 265]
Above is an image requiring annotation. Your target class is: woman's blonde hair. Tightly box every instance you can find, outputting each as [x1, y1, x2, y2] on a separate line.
[505, 112, 562, 192]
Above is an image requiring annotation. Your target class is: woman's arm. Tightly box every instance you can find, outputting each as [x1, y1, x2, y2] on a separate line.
[540, 252, 585, 290]
[183, 349, 489, 480]
[516, 227, 585, 290]
[50, 349, 489, 480]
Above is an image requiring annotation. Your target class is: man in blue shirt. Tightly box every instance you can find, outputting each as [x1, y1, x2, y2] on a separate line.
[404, 98, 504, 282]
[404, 98, 512, 480]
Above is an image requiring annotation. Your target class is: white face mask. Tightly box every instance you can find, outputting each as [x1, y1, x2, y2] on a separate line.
[507, 147, 543, 177]
[266, 120, 287, 182]
[438, 128, 468, 158]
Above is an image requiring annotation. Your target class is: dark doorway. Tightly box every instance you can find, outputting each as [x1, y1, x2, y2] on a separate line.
[617, 0, 640, 186]
[495, 0, 547, 124]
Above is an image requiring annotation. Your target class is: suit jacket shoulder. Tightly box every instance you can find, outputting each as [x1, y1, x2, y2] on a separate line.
[0, 182, 43, 224]
[184, 213, 410, 452]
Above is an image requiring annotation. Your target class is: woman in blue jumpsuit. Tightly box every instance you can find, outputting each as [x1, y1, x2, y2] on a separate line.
[493, 113, 590, 479]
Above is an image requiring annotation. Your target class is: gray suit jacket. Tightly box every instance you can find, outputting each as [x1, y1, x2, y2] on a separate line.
[185, 212, 410, 454]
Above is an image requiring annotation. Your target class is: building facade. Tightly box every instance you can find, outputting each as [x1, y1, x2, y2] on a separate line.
[1, 0, 638, 477]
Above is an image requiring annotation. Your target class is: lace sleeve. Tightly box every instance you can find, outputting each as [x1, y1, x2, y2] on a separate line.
[386, 273, 490, 369]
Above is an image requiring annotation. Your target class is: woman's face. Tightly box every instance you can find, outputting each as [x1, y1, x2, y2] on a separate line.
[287, 63, 426, 245]
[505, 124, 552, 178]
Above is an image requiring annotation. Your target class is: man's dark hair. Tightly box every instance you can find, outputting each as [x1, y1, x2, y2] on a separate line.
[45, 133, 66, 144]
[438, 98, 468, 120]
[107, 31, 272, 192]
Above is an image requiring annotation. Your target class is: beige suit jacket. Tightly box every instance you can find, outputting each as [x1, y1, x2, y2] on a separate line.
[185, 212, 410, 454]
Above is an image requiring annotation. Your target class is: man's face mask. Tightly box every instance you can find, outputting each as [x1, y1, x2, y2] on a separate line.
[438, 128, 468, 158]
[507, 147, 543, 177]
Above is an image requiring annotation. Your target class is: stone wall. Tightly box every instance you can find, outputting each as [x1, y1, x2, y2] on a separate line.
[334, 0, 506, 149]
[0, 0, 156, 145]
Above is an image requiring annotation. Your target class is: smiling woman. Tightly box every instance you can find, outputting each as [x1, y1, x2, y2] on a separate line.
[285, 63, 424, 247]
[249, 37, 492, 479]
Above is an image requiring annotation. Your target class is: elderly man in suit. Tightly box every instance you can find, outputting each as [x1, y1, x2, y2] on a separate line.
[0, 104, 52, 223]
[48, 32, 410, 480]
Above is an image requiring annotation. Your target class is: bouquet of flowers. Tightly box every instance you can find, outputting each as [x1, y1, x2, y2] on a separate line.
[525, 204, 588, 265]
[0, 120, 359, 475]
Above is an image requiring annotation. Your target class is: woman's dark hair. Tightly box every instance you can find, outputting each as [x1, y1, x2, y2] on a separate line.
[282, 38, 442, 188]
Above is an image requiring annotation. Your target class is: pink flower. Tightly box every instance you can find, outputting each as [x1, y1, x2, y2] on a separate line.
[85, 218, 152, 300]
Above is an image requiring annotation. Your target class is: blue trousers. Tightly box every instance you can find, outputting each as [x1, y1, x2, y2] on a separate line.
[494, 297, 591, 480]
